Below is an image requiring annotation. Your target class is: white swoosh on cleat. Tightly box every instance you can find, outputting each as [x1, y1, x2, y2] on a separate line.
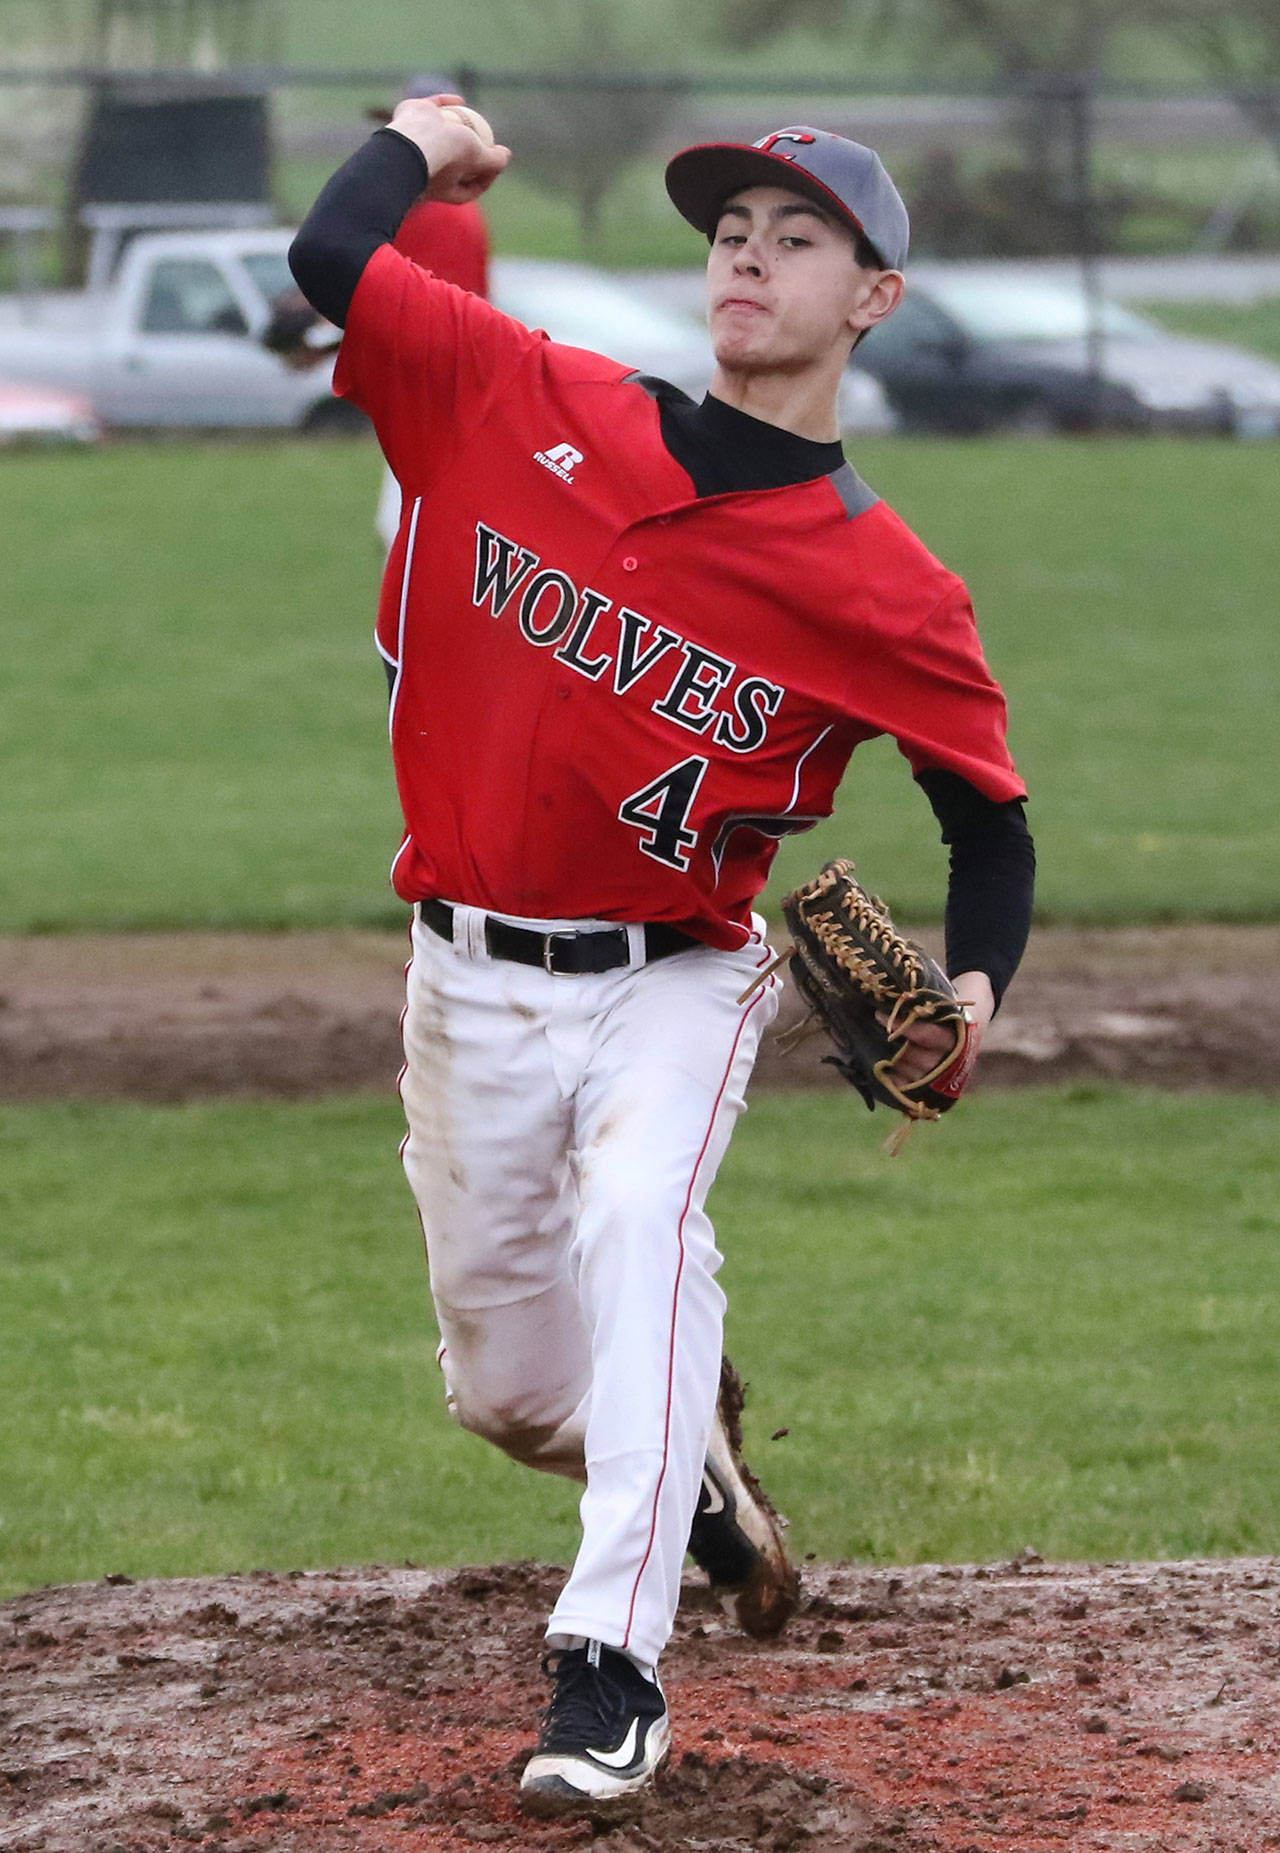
[699, 1471, 726, 1516]
[587, 1717, 640, 1769]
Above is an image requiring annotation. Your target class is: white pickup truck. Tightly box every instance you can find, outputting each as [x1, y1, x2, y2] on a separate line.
[0, 226, 357, 433]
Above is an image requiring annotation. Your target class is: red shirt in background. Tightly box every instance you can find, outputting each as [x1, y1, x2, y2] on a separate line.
[393, 199, 489, 297]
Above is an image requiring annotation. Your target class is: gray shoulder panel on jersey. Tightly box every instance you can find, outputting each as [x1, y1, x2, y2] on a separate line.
[622, 369, 695, 406]
[828, 462, 880, 519]
[623, 369, 660, 397]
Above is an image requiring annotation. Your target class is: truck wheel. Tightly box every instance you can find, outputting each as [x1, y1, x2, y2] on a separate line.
[299, 398, 371, 438]
[1001, 400, 1063, 437]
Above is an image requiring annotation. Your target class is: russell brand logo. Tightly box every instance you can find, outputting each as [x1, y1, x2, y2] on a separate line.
[534, 441, 585, 484]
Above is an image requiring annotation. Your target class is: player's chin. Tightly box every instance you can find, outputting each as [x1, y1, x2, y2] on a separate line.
[710, 332, 783, 373]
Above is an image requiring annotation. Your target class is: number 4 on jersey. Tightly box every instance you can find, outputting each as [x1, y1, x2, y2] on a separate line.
[618, 756, 709, 870]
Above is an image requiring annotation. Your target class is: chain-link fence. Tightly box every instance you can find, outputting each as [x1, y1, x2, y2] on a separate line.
[2, 64, 1279, 281]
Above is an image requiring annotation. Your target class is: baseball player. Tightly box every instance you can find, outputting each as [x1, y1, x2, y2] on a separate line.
[374, 86, 490, 550]
[289, 99, 1034, 1813]
[259, 74, 491, 553]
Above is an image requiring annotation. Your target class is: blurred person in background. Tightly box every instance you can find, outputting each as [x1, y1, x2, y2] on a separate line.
[262, 73, 490, 553]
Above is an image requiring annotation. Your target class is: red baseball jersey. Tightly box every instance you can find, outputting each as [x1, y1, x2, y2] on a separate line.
[336, 244, 1024, 949]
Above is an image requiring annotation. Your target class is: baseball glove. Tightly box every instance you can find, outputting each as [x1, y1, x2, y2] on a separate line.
[260, 290, 342, 370]
[750, 858, 977, 1147]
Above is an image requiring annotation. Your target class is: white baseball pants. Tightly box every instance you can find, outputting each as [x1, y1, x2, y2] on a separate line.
[399, 902, 780, 1670]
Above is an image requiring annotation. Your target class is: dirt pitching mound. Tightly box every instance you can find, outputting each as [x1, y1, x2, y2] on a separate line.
[4, 1556, 1279, 1852]
[2, 925, 1279, 1102]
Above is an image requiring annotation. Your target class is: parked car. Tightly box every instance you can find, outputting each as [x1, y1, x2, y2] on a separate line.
[495, 257, 894, 433]
[852, 270, 1280, 436]
[0, 379, 100, 445]
[0, 227, 354, 433]
[492, 257, 713, 401]
[0, 223, 893, 438]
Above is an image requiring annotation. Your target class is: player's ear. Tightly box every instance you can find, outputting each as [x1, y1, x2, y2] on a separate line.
[848, 268, 904, 340]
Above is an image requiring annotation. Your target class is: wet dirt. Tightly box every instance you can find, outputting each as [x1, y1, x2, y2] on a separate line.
[3, 927, 1278, 1849]
[1, 924, 1277, 1102]
[4, 1556, 1279, 1852]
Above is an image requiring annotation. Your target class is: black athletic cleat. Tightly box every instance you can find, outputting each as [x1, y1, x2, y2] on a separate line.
[687, 1355, 801, 1637]
[519, 1639, 671, 1814]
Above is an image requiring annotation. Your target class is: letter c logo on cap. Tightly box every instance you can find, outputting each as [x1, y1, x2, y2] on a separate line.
[753, 130, 818, 159]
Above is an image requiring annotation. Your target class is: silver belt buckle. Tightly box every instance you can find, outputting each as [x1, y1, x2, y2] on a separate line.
[542, 930, 577, 974]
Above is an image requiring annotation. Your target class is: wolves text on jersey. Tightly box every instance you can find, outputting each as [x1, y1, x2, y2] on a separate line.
[472, 522, 786, 755]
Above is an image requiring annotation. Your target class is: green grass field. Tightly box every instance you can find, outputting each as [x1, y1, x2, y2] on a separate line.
[1143, 298, 1280, 366]
[3, 435, 1278, 932]
[275, 157, 719, 270]
[3, 1086, 1278, 1600]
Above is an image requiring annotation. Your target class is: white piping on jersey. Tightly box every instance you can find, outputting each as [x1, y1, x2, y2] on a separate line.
[708, 723, 836, 885]
[386, 495, 422, 743]
[389, 829, 413, 886]
[786, 724, 834, 811]
[385, 502, 423, 894]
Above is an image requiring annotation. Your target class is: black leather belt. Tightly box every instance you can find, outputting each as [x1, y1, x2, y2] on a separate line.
[419, 899, 698, 975]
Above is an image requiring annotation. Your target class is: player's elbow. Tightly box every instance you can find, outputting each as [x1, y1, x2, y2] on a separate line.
[287, 228, 359, 328]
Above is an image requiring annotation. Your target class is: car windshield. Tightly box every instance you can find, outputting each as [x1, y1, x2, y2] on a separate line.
[241, 250, 297, 304]
[925, 278, 1159, 345]
[493, 267, 701, 357]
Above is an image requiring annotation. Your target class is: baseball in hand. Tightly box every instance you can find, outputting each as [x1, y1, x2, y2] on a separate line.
[439, 104, 496, 146]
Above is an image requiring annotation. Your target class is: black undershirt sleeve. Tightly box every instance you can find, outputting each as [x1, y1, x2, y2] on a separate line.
[915, 768, 1036, 1009]
[288, 128, 429, 326]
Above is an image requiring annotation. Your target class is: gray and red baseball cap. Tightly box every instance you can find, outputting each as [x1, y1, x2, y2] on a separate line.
[665, 126, 909, 270]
